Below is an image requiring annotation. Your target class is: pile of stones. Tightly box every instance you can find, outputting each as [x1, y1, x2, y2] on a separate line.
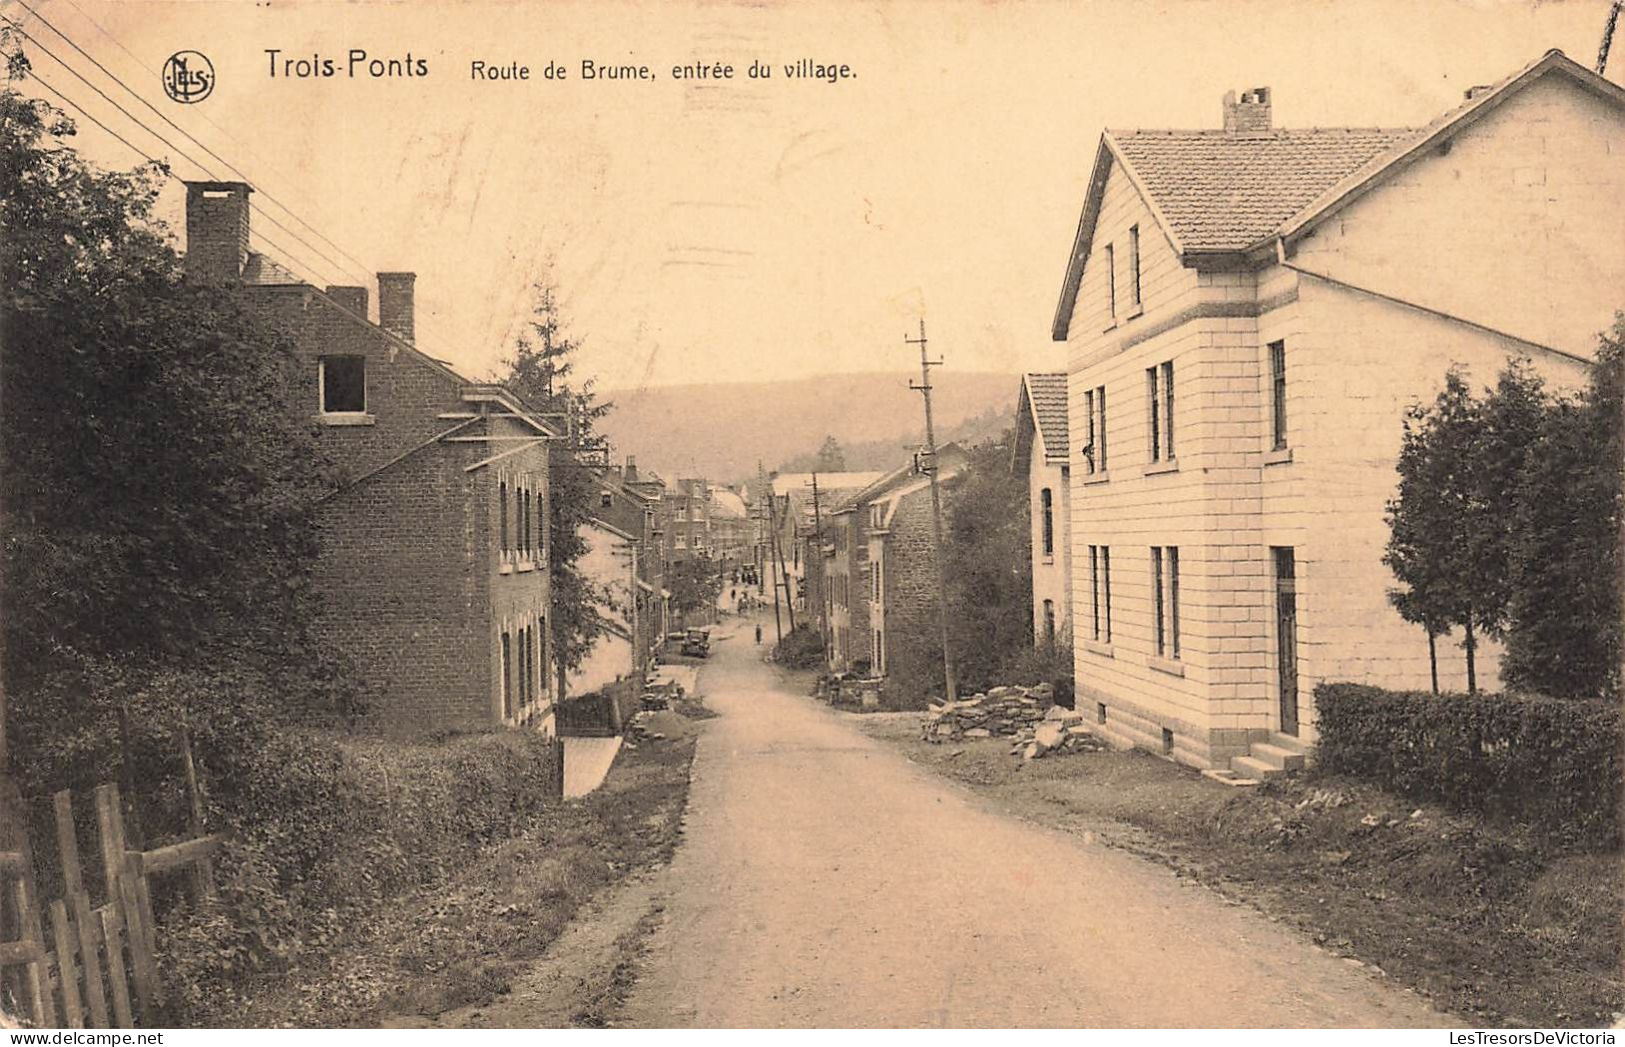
[922, 683, 1102, 760]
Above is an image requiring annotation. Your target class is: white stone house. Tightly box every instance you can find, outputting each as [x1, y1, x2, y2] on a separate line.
[1014, 374, 1073, 649]
[1051, 51, 1625, 775]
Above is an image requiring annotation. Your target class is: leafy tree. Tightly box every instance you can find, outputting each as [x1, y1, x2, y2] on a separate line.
[499, 276, 612, 698]
[881, 433, 1035, 701]
[667, 557, 723, 616]
[1504, 321, 1623, 698]
[1384, 371, 1486, 691]
[814, 435, 847, 473]
[0, 78, 336, 730]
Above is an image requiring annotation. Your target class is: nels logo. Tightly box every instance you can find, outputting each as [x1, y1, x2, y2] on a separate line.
[161, 50, 214, 104]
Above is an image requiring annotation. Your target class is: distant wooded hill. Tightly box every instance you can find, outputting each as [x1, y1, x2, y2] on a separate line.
[596, 371, 1021, 485]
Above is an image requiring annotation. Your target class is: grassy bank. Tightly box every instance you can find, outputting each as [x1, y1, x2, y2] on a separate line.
[182, 709, 701, 1028]
[853, 713, 1620, 1027]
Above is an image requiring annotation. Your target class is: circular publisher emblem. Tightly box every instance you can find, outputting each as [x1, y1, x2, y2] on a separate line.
[162, 51, 214, 104]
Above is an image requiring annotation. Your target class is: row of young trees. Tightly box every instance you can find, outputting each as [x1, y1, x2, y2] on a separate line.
[1384, 322, 1623, 699]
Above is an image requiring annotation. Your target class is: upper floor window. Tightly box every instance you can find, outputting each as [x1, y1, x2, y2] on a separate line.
[1129, 225, 1142, 310]
[1269, 340, 1288, 451]
[499, 482, 510, 551]
[1105, 243, 1117, 321]
[1146, 361, 1175, 463]
[1040, 488, 1054, 557]
[1082, 385, 1108, 473]
[319, 355, 366, 414]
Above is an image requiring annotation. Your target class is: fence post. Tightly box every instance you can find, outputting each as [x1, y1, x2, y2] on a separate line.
[53, 791, 109, 1027]
[177, 724, 215, 901]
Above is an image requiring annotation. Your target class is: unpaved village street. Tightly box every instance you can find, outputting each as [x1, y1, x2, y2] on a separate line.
[612, 616, 1453, 1028]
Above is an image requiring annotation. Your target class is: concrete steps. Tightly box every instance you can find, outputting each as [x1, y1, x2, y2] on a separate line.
[1225, 732, 1312, 782]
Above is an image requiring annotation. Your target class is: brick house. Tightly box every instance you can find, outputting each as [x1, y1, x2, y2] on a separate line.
[664, 477, 712, 564]
[184, 181, 560, 736]
[823, 501, 870, 673]
[1051, 51, 1625, 774]
[1013, 374, 1072, 648]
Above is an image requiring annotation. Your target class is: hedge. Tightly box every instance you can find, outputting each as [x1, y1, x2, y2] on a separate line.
[1314, 682, 1621, 849]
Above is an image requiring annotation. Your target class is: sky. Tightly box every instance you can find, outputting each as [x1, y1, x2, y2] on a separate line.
[4, 0, 1617, 392]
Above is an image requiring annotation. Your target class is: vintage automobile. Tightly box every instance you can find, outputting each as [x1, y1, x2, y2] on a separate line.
[680, 627, 711, 658]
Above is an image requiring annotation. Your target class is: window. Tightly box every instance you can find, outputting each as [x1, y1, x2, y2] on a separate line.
[1043, 600, 1056, 644]
[1105, 243, 1117, 321]
[1082, 385, 1108, 473]
[1147, 361, 1175, 463]
[1152, 545, 1181, 659]
[499, 482, 510, 552]
[537, 616, 549, 700]
[518, 626, 529, 707]
[520, 487, 530, 556]
[1129, 225, 1142, 309]
[1040, 488, 1054, 557]
[319, 355, 366, 413]
[1103, 547, 1112, 642]
[501, 632, 512, 717]
[601, 491, 614, 508]
[1269, 340, 1288, 450]
[1088, 544, 1112, 643]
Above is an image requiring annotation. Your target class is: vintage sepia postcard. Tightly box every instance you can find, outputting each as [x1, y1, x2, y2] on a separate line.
[0, 0, 1621, 1034]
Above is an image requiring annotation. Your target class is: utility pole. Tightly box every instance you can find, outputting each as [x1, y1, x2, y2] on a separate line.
[805, 473, 827, 651]
[758, 463, 784, 645]
[907, 317, 959, 703]
[768, 488, 797, 632]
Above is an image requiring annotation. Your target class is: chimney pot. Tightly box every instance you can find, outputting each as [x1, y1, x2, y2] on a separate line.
[184, 181, 252, 283]
[325, 285, 368, 316]
[1223, 85, 1273, 133]
[377, 272, 416, 344]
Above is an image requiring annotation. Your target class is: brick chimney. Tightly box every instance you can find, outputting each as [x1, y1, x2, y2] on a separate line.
[1223, 87, 1272, 133]
[625, 455, 639, 482]
[377, 272, 416, 343]
[325, 285, 368, 316]
[184, 181, 252, 283]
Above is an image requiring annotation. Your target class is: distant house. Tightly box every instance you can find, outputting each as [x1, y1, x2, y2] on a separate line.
[184, 181, 559, 735]
[664, 478, 712, 563]
[820, 451, 967, 677]
[1050, 51, 1624, 775]
[1013, 374, 1071, 648]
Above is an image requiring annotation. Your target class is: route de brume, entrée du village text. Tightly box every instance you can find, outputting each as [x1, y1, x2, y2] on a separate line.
[262, 49, 855, 84]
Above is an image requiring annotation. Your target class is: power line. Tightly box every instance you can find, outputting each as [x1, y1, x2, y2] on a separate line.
[25, 70, 350, 294]
[2, 16, 364, 288]
[14, 0, 379, 281]
[8, 24, 490, 376]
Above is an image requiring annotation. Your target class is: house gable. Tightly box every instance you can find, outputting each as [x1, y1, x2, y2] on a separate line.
[1287, 55, 1625, 359]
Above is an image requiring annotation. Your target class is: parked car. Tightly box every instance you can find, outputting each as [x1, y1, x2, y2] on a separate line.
[681, 627, 711, 658]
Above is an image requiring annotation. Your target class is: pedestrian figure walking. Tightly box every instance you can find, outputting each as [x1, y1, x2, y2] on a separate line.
[755, 623, 763, 645]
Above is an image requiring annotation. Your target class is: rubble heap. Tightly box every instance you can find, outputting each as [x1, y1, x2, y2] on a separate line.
[922, 684, 1104, 760]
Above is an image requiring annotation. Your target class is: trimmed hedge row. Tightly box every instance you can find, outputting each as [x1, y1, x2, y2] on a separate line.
[1314, 683, 1621, 848]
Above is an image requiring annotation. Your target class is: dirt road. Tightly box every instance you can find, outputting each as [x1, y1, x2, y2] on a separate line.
[612, 616, 1452, 1028]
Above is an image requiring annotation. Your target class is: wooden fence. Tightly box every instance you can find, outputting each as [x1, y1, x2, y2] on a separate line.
[0, 735, 221, 1028]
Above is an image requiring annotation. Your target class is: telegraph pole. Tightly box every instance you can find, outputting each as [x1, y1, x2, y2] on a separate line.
[907, 317, 959, 703]
[805, 473, 827, 650]
[758, 463, 783, 645]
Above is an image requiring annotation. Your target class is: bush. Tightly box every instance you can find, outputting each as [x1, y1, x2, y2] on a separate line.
[1314, 682, 1621, 848]
[773, 625, 825, 671]
[1000, 642, 1075, 708]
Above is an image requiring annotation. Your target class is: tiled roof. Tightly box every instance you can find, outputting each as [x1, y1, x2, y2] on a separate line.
[1022, 373, 1068, 459]
[1109, 128, 1413, 253]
